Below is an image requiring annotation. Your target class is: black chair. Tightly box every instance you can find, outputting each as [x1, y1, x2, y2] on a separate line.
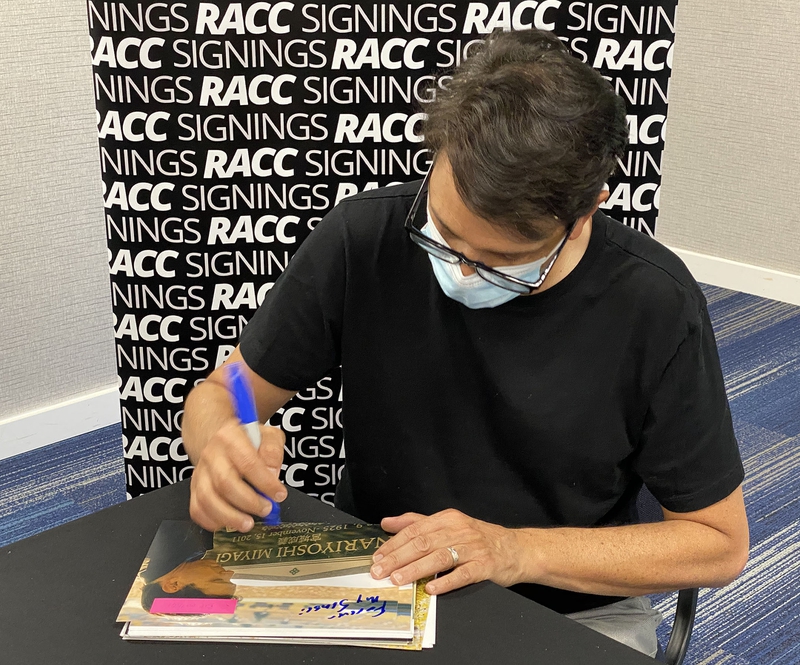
[636, 487, 699, 665]
[661, 588, 698, 665]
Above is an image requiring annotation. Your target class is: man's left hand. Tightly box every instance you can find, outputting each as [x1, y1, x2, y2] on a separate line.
[370, 509, 526, 595]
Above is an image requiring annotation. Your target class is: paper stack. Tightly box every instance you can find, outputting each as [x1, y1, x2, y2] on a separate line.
[117, 520, 436, 650]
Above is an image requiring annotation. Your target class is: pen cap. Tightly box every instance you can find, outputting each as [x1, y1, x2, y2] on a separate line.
[225, 361, 259, 425]
[262, 500, 281, 526]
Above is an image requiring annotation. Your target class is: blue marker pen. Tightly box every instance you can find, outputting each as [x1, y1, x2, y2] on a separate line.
[225, 361, 281, 526]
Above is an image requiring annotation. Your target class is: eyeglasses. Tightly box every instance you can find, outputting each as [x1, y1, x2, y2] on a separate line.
[403, 160, 576, 295]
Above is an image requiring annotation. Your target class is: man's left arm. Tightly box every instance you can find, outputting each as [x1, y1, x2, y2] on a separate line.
[370, 485, 749, 595]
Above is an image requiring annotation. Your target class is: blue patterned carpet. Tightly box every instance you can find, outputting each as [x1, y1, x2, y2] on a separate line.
[0, 286, 798, 663]
[654, 286, 800, 665]
[0, 423, 125, 548]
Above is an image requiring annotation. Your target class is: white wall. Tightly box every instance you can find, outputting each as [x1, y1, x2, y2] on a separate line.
[0, 0, 119, 457]
[658, 0, 800, 304]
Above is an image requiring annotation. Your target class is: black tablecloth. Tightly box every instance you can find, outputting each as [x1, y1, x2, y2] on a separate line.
[0, 480, 654, 664]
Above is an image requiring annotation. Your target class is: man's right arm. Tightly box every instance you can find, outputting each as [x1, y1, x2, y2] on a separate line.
[182, 346, 296, 533]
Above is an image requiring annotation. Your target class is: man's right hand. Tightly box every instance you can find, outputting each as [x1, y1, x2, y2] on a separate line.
[189, 419, 287, 532]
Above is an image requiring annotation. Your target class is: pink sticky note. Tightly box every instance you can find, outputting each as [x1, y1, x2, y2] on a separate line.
[150, 598, 237, 615]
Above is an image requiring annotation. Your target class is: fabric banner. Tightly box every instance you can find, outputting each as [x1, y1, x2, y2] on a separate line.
[86, 0, 678, 500]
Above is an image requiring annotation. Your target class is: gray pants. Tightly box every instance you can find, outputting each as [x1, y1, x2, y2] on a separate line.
[566, 596, 663, 658]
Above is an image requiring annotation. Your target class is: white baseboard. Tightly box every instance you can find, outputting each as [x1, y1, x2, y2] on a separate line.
[669, 247, 800, 307]
[0, 387, 121, 461]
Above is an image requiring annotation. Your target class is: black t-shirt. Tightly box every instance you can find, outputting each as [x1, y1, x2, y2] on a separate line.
[240, 180, 744, 614]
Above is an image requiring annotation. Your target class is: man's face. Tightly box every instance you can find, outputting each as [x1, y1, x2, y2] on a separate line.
[426, 154, 568, 277]
[156, 559, 236, 596]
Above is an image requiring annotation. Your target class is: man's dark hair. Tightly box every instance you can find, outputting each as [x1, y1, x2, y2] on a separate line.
[422, 28, 629, 240]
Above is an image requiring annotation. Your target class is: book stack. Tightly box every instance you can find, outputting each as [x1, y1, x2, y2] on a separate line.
[117, 520, 436, 650]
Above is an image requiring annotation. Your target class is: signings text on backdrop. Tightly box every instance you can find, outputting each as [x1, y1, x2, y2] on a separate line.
[88, 0, 677, 499]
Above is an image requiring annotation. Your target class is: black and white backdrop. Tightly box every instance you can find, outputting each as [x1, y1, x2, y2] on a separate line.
[87, 0, 678, 500]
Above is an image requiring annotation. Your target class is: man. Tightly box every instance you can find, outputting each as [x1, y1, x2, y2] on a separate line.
[182, 29, 749, 657]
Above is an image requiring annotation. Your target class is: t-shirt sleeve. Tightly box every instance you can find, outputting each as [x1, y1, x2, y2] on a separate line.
[632, 300, 745, 513]
[238, 207, 347, 391]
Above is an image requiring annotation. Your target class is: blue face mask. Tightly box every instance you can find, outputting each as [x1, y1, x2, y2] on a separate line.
[421, 208, 555, 309]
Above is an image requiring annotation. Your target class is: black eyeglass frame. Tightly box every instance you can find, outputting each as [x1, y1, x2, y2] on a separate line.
[403, 160, 578, 295]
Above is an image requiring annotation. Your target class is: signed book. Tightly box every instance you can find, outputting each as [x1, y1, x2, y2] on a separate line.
[117, 520, 436, 648]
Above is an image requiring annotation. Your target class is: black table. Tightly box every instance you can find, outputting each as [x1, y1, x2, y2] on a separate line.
[0, 481, 655, 664]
